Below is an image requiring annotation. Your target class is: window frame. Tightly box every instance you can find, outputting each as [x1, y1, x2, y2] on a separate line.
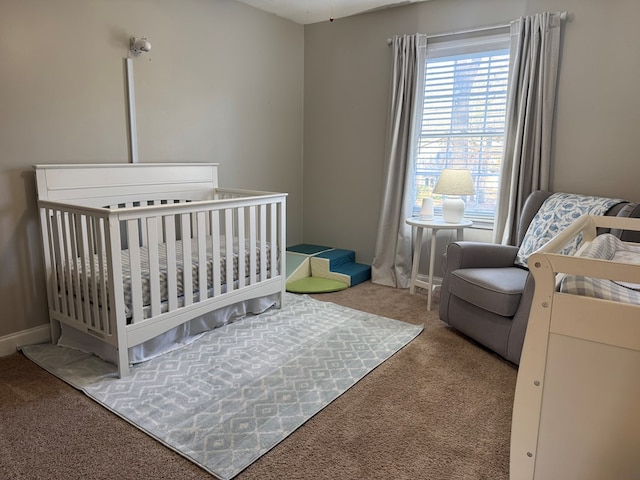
[412, 31, 511, 227]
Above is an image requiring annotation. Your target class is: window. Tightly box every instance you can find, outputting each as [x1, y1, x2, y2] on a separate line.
[414, 32, 511, 224]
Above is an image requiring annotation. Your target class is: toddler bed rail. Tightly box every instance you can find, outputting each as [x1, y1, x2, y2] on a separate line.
[510, 214, 640, 480]
[34, 163, 287, 377]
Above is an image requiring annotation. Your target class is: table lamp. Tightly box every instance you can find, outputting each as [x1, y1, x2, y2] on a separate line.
[432, 169, 475, 223]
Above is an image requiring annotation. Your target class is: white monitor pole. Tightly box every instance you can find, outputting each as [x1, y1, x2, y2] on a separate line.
[124, 37, 150, 164]
[125, 57, 139, 164]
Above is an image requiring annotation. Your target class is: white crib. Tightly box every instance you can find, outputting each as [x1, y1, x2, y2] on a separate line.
[510, 214, 640, 479]
[34, 163, 287, 377]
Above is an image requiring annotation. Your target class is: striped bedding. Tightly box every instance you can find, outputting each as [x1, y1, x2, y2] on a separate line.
[559, 234, 640, 304]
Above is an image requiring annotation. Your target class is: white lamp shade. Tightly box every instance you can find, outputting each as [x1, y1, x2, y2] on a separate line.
[432, 169, 476, 196]
[432, 169, 475, 223]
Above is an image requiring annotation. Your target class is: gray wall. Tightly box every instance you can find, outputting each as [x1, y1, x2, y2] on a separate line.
[303, 0, 640, 264]
[3, 0, 640, 343]
[0, 0, 304, 338]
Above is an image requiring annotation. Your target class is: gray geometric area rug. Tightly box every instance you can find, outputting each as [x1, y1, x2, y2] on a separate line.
[22, 293, 423, 480]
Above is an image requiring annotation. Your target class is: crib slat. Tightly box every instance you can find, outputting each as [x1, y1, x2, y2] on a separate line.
[270, 203, 277, 279]
[127, 219, 144, 322]
[249, 205, 257, 284]
[62, 213, 73, 319]
[278, 200, 286, 294]
[68, 213, 84, 323]
[39, 208, 57, 314]
[77, 214, 93, 325]
[147, 216, 162, 318]
[46, 209, 67, 315]
[237, 207, 246, 288]
[259, 204, 267, 282]
[83, 215, 98, 329]
[225, 208, 234, 291]
[87, 216, 100, 330]
[197, 211, 208, 301]
[181, 213, 193, 306]
[59, 212, 76, 319]
[67, 213, 82, 322]
[211, 210, 222, 297]
[164, 215, 179, 311]
[95, 218, 109, 333]
[83, 216, 94, 324]
[103, 218, 117, 337]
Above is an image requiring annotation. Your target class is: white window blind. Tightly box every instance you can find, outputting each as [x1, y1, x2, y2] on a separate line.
[414, 33, 510, 222]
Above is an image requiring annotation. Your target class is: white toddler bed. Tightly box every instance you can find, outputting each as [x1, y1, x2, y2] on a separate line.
[510, 214, 640, 480]
[34, 163, 287, 377]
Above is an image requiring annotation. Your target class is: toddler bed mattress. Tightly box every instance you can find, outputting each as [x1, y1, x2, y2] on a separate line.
[559, 233, 640, 304]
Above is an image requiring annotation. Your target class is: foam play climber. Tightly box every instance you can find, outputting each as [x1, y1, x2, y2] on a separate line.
[285, 244, 371, 294]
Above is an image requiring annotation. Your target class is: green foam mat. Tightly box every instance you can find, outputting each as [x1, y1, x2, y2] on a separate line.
[286, 277, 349, 294]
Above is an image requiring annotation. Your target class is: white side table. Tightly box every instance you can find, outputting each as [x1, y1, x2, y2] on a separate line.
[406, 217, 473, 311]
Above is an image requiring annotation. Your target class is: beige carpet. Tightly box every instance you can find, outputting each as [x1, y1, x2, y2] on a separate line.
[0, 282, 517, 480]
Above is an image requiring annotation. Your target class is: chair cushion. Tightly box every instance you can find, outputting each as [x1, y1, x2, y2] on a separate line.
[449, 267, 529, 317]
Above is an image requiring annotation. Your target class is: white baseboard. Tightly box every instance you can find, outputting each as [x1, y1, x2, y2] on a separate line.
[0, 325, 52, 358]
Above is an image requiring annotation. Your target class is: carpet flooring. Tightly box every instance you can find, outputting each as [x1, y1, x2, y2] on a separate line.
[0, 282, 518, 480]
[20, 293, 422, 479]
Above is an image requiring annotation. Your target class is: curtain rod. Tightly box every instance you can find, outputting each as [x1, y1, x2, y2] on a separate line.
[386, 11, 568, 45]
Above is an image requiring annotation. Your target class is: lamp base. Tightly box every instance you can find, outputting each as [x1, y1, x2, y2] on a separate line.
[442, 197, 465, 223]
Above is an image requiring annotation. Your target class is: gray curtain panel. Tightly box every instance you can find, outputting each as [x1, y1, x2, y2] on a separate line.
[493, 12, 565, 245]
[372, 34, 426, 288]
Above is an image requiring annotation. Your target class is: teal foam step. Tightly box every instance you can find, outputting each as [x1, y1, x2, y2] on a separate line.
[330, 261, 371, 287]
[314, 249, 355, 268]
[288, 245, 371, 288]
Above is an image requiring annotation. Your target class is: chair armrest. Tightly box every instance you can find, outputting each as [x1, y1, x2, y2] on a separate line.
[444, 241, 520, 272]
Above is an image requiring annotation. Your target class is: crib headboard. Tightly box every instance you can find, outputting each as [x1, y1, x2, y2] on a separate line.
[33, 163, 219, 206]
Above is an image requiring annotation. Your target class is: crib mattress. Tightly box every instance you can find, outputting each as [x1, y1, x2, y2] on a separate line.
[66, 237, 272, 320]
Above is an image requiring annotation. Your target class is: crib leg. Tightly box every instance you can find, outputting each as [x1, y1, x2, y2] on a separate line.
[50, 319, 62, 345]
[117, 348, 130, 378]
[114, 320, 130, 377]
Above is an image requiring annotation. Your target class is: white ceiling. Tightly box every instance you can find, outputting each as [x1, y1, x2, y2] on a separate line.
[235, 0, 428, 25]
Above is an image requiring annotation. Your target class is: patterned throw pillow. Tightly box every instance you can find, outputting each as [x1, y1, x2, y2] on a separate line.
[515, 193, 622, 267]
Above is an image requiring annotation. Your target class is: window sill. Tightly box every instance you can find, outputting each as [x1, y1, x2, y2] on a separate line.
[465, 218, 495, 231]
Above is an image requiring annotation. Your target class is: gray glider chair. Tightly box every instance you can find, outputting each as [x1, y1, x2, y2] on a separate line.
[439, 190, 640, 365]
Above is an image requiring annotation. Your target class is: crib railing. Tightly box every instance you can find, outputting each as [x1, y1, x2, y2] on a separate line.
[38, 190, 286, 352]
